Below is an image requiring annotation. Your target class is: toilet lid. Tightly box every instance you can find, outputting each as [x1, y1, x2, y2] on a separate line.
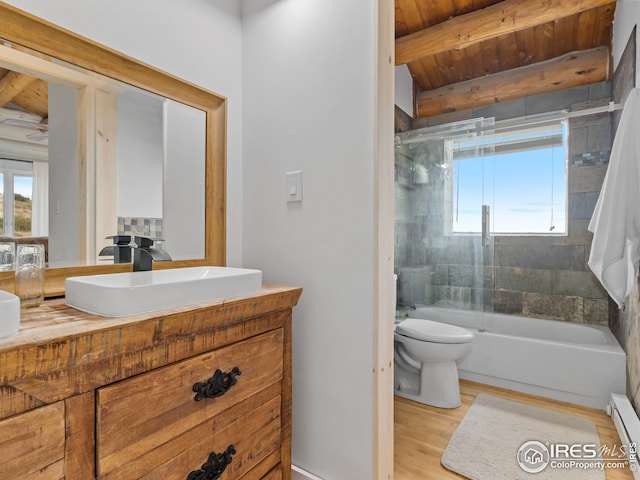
[395, 318, 474, 344]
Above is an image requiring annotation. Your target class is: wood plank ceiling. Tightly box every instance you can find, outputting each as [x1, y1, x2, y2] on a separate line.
[395, 0, 617, 118]
[0, 44, 49, 152]
[0, 67, 48, 118]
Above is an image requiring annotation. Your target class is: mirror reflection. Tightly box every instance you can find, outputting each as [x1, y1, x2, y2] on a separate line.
[0, 41, 206, 267]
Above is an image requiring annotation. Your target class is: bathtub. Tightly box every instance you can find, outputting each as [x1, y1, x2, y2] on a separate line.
[404, 306, 626, 410]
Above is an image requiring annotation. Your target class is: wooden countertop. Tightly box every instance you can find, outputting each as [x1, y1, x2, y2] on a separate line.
[1, 284, 302, 349]
[0, 284, 302, 419]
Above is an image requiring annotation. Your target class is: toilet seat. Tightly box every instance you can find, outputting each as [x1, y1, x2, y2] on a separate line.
[396, 318, 474, 344]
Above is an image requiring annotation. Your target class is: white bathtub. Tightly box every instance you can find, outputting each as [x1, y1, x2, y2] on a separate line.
[405, 306, 626, 410]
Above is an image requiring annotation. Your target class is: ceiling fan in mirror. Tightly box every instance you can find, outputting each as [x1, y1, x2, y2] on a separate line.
[0, 61, 49, 143]
[2, 116, 48, 141]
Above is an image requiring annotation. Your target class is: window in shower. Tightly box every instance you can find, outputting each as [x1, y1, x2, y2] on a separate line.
[447, 120, 567, 235]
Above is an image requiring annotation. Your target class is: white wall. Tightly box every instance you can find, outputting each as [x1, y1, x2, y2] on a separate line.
[242, 1, 384, 478]
[395, 65, 414, 116]
[5, 0, 245, 266]
[613, 0, 640, 88]
[48, 83, 79, 264]
[163, 100, 206, 260]
[116, 91, 163, 218]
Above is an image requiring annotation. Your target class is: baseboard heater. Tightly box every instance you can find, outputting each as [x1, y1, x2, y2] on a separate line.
[608, 393, 640, 479]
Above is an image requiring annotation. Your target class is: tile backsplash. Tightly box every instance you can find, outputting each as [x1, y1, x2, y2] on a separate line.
[117, 217, 163, 239]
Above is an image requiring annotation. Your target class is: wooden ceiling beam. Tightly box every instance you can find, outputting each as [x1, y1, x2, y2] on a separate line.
[11, 78, 48, 117]
[416, 47, 609, 118]
[396, 0, 615, 65]
[0, 71, 37, 108]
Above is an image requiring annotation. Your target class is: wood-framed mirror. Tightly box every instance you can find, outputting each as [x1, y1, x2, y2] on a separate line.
[0, 4, 226, 297]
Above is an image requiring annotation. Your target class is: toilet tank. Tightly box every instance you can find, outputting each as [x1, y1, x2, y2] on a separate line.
[398, 266, 433, 306]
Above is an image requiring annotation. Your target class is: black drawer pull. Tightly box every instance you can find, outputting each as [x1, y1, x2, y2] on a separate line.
[187, 444, 236, 480]
[192, 367, 242, 401]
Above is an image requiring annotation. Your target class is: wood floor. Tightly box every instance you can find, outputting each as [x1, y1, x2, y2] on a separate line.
[394, 380, 635, 480]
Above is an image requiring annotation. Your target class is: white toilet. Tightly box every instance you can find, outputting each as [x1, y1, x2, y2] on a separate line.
[394, 317, 474, 408]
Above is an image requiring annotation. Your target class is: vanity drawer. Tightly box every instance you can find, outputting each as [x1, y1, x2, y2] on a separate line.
[262, 465, 284, 479]
[0, 402, 65, 479]
[100, 394, 282, 479]
[96, 329, 284, 478]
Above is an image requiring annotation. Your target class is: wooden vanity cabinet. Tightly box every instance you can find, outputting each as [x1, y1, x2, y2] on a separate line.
[0, 402, 66, 478]
[0, 285, 301, 480]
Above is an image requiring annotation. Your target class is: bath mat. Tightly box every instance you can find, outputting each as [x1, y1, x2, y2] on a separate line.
[441, 394, 606, 479]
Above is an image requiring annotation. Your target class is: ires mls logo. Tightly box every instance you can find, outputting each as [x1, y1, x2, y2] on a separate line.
[517, 440, 635, 473]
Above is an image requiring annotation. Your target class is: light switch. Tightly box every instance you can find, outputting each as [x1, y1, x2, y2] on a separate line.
[286, 171, 303, 203]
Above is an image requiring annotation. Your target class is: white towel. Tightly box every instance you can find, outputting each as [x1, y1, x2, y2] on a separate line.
[588, 88, 640, 308]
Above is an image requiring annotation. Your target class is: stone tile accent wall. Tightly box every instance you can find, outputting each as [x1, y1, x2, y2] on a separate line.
[607, 27, 640, 413]
[621, 285, 640, 410]
[395, 82, 612, 325]
[117, 217, 163, 239]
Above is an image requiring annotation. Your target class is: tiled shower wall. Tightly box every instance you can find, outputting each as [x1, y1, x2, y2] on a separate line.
[395, 83, 612, 325]
[608, 28, 640, 412]
[117, 217, 163, 238]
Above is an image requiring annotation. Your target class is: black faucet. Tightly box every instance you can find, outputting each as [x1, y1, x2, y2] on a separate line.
[132, 235, 172, 271]
[99, 235, 134, 263]
[99, 234, 171, 270]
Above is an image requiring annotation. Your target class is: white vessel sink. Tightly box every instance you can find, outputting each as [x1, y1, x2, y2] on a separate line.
[0, 290, 20, 338]
[65, 266, 262, 317]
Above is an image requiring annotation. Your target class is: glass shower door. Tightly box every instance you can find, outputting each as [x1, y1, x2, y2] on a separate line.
[448, 122, 496, 330]
[394, 118, 496, 329]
